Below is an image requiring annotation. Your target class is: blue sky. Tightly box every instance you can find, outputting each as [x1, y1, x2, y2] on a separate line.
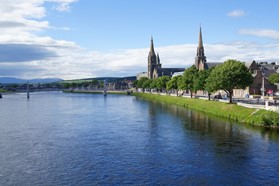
[0, 0, 278, 79]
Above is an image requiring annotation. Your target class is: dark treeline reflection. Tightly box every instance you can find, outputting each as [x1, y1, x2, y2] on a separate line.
[141, 98, 278, 142]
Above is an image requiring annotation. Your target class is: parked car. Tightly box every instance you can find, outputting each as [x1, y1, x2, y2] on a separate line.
[214, 94, 222, 99]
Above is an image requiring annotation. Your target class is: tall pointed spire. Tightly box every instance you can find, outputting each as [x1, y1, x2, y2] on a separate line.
[150, 36, 155, 55]
[156, 53, 160, 64]
[195, 26, 207, 70]
[148, 36, 157, 79]
[198, 26, 203, 48]
[196, 26, 205, 57]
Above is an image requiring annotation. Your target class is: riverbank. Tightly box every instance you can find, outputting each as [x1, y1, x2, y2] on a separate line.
[132, 92, 279, 127]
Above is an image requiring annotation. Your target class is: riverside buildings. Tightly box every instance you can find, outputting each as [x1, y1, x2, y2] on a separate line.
[194, 27, 278, 97]
[137, 27, 278, 97]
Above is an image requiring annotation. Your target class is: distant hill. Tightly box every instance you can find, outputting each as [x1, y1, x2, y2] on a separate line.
[0, 77, 63, 84]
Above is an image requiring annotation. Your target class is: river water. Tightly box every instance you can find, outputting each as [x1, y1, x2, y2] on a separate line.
[0, 92, 278, 185]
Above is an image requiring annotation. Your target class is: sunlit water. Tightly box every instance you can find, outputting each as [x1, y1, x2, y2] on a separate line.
[0, 92, 278, 185]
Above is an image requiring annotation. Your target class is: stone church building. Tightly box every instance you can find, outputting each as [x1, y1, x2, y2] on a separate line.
[147, 37, 185, 79]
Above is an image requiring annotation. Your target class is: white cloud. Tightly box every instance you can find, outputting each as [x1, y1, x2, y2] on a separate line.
[0, 0, 278, 80]
[48, 0, 78, 12]
[239, 29, 279, 40]
[227, 9, 246, 17]
[17, 41, 278, 80]
[0, 40, 278, 80]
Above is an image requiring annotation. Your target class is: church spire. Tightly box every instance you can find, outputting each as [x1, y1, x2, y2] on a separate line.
[196, 26, 205, 57]
[148, 36, 157, 79]
[198, 26, 203, 48]
[195, 26, 207, 70]
[150, 36, 155, 55]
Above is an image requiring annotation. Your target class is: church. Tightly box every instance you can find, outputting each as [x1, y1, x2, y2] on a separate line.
[145, 26, 221, 79]
[137, 27, 278, 97]
[194, 26, 221, 70]
[147, 37, 185, 79]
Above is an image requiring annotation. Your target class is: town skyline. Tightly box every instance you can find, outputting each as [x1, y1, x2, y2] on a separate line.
[0, 0, 278, 80]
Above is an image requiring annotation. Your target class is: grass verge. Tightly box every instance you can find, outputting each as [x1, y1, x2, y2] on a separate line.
[132, 92, 279, 127]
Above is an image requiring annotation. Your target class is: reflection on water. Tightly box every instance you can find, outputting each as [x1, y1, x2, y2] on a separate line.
[0, 92, 278, 185]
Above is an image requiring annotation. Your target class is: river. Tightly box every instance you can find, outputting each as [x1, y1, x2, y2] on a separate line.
[0, 91, 278, 185]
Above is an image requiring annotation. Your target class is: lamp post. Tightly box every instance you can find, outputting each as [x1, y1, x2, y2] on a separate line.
[262, 74, 265, 97]
[27, 81, 30, 99]
[260, 67, 265, 101]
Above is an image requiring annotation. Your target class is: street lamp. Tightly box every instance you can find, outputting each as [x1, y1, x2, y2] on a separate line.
[260, 67, 265, 100]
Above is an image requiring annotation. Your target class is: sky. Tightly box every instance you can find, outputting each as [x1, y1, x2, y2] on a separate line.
[0, 0, 278, 80]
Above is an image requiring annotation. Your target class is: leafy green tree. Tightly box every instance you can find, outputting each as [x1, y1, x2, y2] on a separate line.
[91, 79, 99, 89]
[82, 81, 90, 89]
[132, 80, 138, 88]
[194, 68, 213, 100]
[137, 77, 148, 92]
[166, 75, 181, 96]
[180, 65, 198, 98]
[150, 78, 158, 91]
[71, 82, 77, 89]
[143, 79, 153, 91]
[177, 75, 186, 93]
[99, 81, 104, 88]
[156, 76, 171, 92]
[206, 59, 253, 103]
[63, 83, 71, 89]
[268, 73, 279, 84]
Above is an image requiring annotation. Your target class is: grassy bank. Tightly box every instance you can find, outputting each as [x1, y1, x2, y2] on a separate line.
[0, 88, 7, 93]
[132, 92, 279, 127]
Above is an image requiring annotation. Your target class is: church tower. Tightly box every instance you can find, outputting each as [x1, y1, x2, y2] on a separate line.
[156, 53, 161, 68]
[195, 26, 207, 70]
[148, 37, 157, 79]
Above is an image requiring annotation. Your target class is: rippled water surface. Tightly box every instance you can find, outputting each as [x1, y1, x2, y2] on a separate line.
[0, 92, 278, 185]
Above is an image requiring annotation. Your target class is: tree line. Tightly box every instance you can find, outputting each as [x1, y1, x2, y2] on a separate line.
[133, 59, 255, 103]
[62, 79, 104, 89]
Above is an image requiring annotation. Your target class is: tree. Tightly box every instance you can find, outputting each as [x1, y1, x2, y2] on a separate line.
[99, 81, 104, 88]
[194, 68, 213, 100]
[71, 82, 77, 89]
[268, 73, 279, 84]
[150, 78, 158, 91]
[137, 77, 148, 92]
[180, 65, 198, 98]
[143, 79, 153, 91]
[206, 59, 253, 103]
[166, 75, 181, 96]
[132, 80, 138, 88]
[62, 83, 71, 89]
[156, 76, 171, 92]
[91, 79, 99, 89]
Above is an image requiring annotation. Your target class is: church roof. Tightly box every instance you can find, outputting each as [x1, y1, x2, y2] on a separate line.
[156, 68, 185, 76]
[205, 62, 222, 69]
[259, 63, 279, 78]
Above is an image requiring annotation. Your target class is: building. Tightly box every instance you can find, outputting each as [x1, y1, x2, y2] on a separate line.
[194, 26, 279, 97]
[136, 72, 148, 80]
[113, 81, 129, 90]
[147, 37, 185, 79]
[248, 61, 278, 95]
[195, 26, 221, 70]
